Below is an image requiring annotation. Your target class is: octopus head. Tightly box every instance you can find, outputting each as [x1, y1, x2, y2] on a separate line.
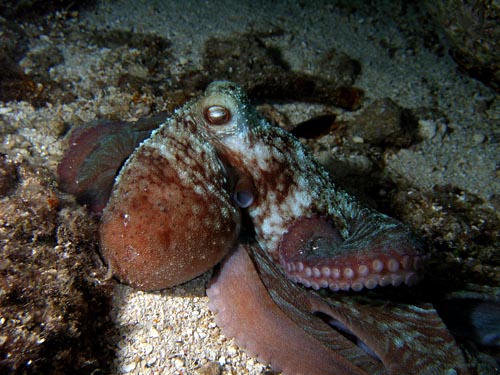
[195, 81, 259, 140]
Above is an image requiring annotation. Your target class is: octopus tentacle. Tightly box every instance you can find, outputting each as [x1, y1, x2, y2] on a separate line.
[209, 244, 467, 375]
[58, 114, 166, 213]
[279, 213, 426, 291]
[208, 244, 383, 375]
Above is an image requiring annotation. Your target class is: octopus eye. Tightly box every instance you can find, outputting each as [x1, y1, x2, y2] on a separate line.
[204, 105, 231, 125]
[233, 189, 254, 208]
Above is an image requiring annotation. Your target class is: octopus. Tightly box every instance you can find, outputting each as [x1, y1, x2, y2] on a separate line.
[58, 81, 469, 374]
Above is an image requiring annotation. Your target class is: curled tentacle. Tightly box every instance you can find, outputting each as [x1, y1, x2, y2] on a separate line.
[208, 244, 382, 375]
[279, 212, 426, 291]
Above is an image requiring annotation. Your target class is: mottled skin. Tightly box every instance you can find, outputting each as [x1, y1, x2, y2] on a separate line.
[99, 105, 241, 290]
[199, 81, 425, 292]
[58, 81, 468, 375]
[58, 115, 165, 213]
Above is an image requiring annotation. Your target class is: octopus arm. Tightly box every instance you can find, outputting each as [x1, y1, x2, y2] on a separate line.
[279, 211, 427, 292]
[207, 244, 383, 375]
[312, 295, 468, 375]
[58, 114, 167, 213]
[209, 244, 468, 375]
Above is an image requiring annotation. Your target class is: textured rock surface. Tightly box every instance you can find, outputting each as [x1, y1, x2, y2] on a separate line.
[0, 163, 114, 374]
[424, 1, 500, 92]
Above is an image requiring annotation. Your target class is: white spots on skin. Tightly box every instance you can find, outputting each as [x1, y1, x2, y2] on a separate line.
[393, 337, 405, 349]
[289, 190, 312, 217]
[253, 143, 275, 171]
[193, 185, 205, 195]
[134, 103, 241, 233]
[191, 204, 201, 215]
[250, 173, 316, 255]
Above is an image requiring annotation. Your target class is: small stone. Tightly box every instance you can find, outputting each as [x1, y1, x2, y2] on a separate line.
[352, 135, 364, 143]
[196, 361, 222, 375]
[227, 345, 238, 357]
[418, 119, 437, 140]
[150, 327, 160, 338]
[141, 342, 153, 355]
[348, 98, 419, 147]
[472, 133, 485, 145]
[146, 355, 157, 366]
[120, 361, 137, 373]
[173, 357, 184, 370]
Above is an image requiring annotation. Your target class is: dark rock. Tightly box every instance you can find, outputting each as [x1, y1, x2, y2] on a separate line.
[347, 98, 420, 147]
[0, 154, 17, 197]
[183, 32, 365, 110]
[291, 114, 337, 139]
[424, 1, 500, 92]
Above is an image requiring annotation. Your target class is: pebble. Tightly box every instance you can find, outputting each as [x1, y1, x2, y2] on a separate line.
[141, 343, 153, 355]
[196, 361, 222, 375]
[472, 133, 485, 145]
[419, 119, 437, 139]
[352, 135, 364, 143]
[173, 357, 184, 370]
[150, 327, 160, 338]
[348, 98, 419, 147]
[120, 361, 137, 373]
[146, 355, 157, 366]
